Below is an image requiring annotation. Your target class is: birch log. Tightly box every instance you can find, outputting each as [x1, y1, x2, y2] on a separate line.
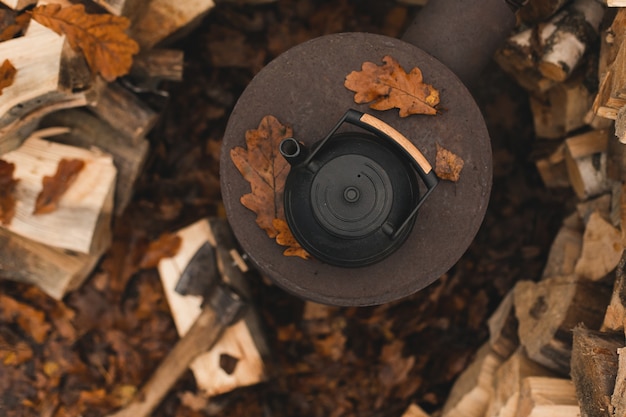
[538, 0, 604, 83]
[564, 129, 611, 200]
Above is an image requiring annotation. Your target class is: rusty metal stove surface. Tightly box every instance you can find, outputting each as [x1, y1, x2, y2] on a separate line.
[220, 33, 492, 306]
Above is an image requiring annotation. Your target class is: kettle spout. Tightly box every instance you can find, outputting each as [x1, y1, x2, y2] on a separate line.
[280, 138, 308, 166]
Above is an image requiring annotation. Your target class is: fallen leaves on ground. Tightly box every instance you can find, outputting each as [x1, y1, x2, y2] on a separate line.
[0, 294, 51, 344]
[138, 232, 182, 269]
[435, 143, 464, 182]
[345, 55, 440, 117]
[0, 159, 19, 225]
[0, 59, 17, 96]
[34, 158, 85, 215]
[31, 4, 139, 82]
[231, 115, 310, 258]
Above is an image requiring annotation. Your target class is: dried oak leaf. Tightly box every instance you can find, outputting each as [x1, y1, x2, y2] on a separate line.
[345, 55, 439, 117]
[435, 143, 464, 182]
[0, 59, 17, 96]
[31, 4, 139, 82]
[274, 218, 310, 259]
[138, 232, 182, 269]
[0, 159, 19, 226]
[231, 116, 310, 259]
[34, 158, 85, 215]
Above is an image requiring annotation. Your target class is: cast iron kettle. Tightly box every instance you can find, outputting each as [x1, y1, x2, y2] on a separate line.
[279, 109, 438, 267]
[220, 0, 523, 306]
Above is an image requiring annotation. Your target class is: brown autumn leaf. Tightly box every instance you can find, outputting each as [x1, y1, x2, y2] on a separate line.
[34, 158, 85, 215]
[0, 159, 19, 226]
[31, 4, 139, 82]
[435, 143, 464, 182]
[0, 59, 17, 96]
[345, 55, 440, 117]
[0, 294, 52, 344]
[273, 218, 310, 259]
[230, 115, 291, 238]
[231, 116, 310, 259]
[138, 232, 182, 269]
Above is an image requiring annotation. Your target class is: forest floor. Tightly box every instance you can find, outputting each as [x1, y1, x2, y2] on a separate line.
[0, 1, 576, 416]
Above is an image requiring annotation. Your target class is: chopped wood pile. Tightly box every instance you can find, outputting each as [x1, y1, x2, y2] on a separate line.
[408, 1, 626, 417]
[3, 0, 626, 416]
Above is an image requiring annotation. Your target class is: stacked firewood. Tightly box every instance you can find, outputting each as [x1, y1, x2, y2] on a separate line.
[0, 0, 207, 299]
[398, 2, 626, 417]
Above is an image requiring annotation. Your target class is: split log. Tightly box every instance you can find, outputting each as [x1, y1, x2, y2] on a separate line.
[612, 347, 626, 416]
[129, 49, 185, 92]
[88, 82, 158, 146]
[0, 131, 115, 298]
[39, 109, 149, 215]
[0, 228, 99, 299]
[157, 218, 268, 397]
[535, 144, 570, 188]
[488, 290, 520, 359]
[129, 0, 216, 50]
[574, 211, 623, 281]
[602, 252, 626, 333]
[564, 129, 611, 200]
[0, 0, 36, 9]
[529, 73, 594, 139]
[542, 212, 583, 279]
[513, 275, 612, 374]
[441, 344, 504, 417]
[570, 326, 623, 417]
[486, 348, 557, 417]
[1, 133, 115, 255]
[593, 9, 626, 121]
[516, 377, 580, 417]
[0, 21, 96, 153]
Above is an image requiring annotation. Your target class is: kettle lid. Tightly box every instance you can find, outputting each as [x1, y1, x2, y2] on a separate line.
[283, 131, 420, 267]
